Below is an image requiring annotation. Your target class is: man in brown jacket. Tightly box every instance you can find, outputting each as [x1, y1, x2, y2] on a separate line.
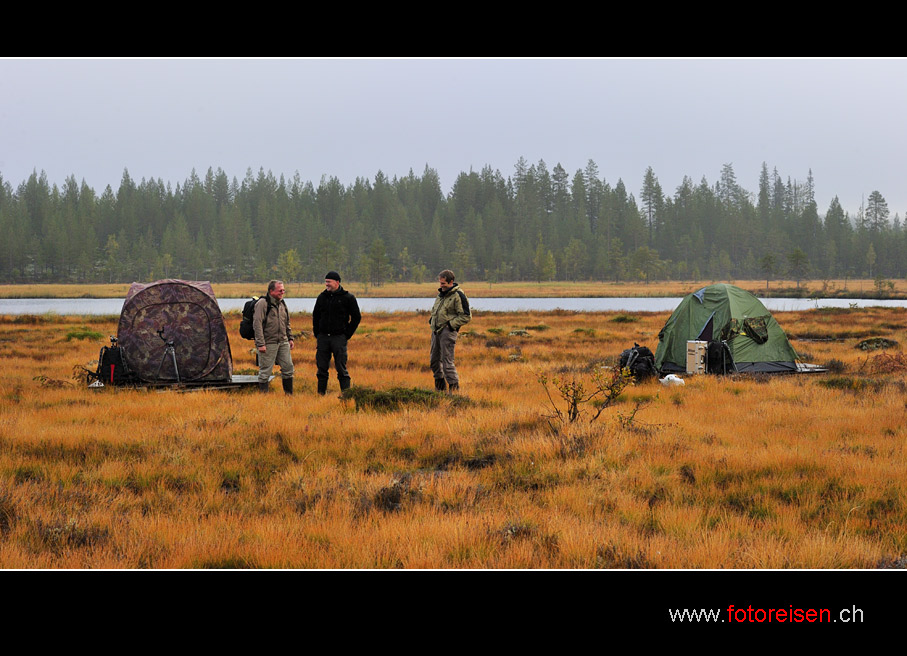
[254, 280, 295, 394]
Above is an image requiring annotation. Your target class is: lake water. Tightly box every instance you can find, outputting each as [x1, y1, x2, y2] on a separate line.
[2, 297, 907, 315]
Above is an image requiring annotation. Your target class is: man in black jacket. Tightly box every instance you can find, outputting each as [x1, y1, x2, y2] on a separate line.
[312, 271, 361, 395]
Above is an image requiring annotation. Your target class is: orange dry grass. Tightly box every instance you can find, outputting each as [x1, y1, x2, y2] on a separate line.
[0, 308, 905, 568]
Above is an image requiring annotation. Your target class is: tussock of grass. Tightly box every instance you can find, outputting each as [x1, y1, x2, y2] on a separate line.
[65, 326, 104, 341]
[194, 555, 261, 569]
[818, 376, 888, 393]
[792, 330, 875, 340]
[341, 386, 471, 412]
[7, 314, 55, 324]
[372, 473, 422, 512]
[0, 492, 17, 536]
[855, 337, 899, 351]
[823, 358, 847, 373]
[27, 519, 110, 554]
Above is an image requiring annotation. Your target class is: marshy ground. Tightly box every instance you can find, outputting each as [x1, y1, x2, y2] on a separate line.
[1, 306, 905, 568]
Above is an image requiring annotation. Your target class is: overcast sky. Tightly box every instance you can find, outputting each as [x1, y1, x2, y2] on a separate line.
[2, 58, 905, 219]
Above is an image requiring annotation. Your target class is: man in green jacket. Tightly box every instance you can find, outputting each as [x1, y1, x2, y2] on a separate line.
[429, 269, 471, 392]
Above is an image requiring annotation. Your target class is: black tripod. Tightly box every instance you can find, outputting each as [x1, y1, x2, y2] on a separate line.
[154, 328, 181, 382]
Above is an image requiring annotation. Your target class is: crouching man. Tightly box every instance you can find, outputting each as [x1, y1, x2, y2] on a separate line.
[429, 269, 471, 392]
[254, 279, 295, 394]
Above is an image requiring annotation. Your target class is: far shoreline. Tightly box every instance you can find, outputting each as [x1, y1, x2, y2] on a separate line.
[0, 279, 903, 301]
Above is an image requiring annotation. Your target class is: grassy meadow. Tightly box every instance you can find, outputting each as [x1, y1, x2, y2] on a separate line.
[1, 306, 906, 568]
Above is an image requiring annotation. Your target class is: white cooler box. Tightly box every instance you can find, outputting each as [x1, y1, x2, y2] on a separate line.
[686, 340, 708, 374]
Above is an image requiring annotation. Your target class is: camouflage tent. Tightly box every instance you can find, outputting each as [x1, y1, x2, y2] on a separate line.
[117, 279, 234, 383]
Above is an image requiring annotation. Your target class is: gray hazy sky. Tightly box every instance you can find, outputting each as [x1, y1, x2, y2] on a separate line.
[2, 58, 905, 219]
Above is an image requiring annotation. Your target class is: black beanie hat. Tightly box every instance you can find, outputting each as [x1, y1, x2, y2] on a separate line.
[325, 271, 341, 282]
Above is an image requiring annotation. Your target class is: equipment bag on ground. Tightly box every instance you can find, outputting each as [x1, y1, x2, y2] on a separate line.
[95, 344, 135, 385]
[619, 343, 657, 380]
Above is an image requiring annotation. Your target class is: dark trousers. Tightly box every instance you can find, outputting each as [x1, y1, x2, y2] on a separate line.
[316, 334, 350, 386]
[430, 325, 459, 385]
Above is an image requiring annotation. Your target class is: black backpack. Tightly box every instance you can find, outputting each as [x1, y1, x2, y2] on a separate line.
[619, 343, 657, 380]
[239, 295, 271, 340]
[706, 340, 736, 374]
[95, 344, 135, 385]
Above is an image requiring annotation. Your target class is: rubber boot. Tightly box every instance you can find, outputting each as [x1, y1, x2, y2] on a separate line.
[317, 378, 327, 396]
[434, 378, 447, 392]
[282, 377, 293, 395]
[258, 382, 269, 394]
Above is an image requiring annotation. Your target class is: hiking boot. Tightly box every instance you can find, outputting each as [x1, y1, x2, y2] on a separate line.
[448, 382, 459, 394]
[434, 378, 447, 392]
[282, 378, 293, 395]
[317, 379, 327, 396]
[258, 382, 270, 394]
[339, 377, 351, 393]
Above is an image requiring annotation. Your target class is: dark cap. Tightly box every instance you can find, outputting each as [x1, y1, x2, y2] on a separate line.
[325, 271, 341, 282]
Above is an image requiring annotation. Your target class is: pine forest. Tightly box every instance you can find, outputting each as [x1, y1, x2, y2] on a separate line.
[0, 159, 902, 286]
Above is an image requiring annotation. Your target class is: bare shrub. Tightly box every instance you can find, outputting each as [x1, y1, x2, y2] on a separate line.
[535, 366, 633, 428]
[861, 352, 907, 374]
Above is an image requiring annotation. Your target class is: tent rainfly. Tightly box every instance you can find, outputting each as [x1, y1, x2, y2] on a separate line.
[117, 279, 234, 383]
[654, 283, 800, 374]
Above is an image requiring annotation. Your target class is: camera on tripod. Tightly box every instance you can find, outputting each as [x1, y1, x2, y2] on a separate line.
[154, 327, 181, 382]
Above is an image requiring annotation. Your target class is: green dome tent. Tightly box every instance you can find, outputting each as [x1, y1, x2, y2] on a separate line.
[654, 283, 799, 374]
